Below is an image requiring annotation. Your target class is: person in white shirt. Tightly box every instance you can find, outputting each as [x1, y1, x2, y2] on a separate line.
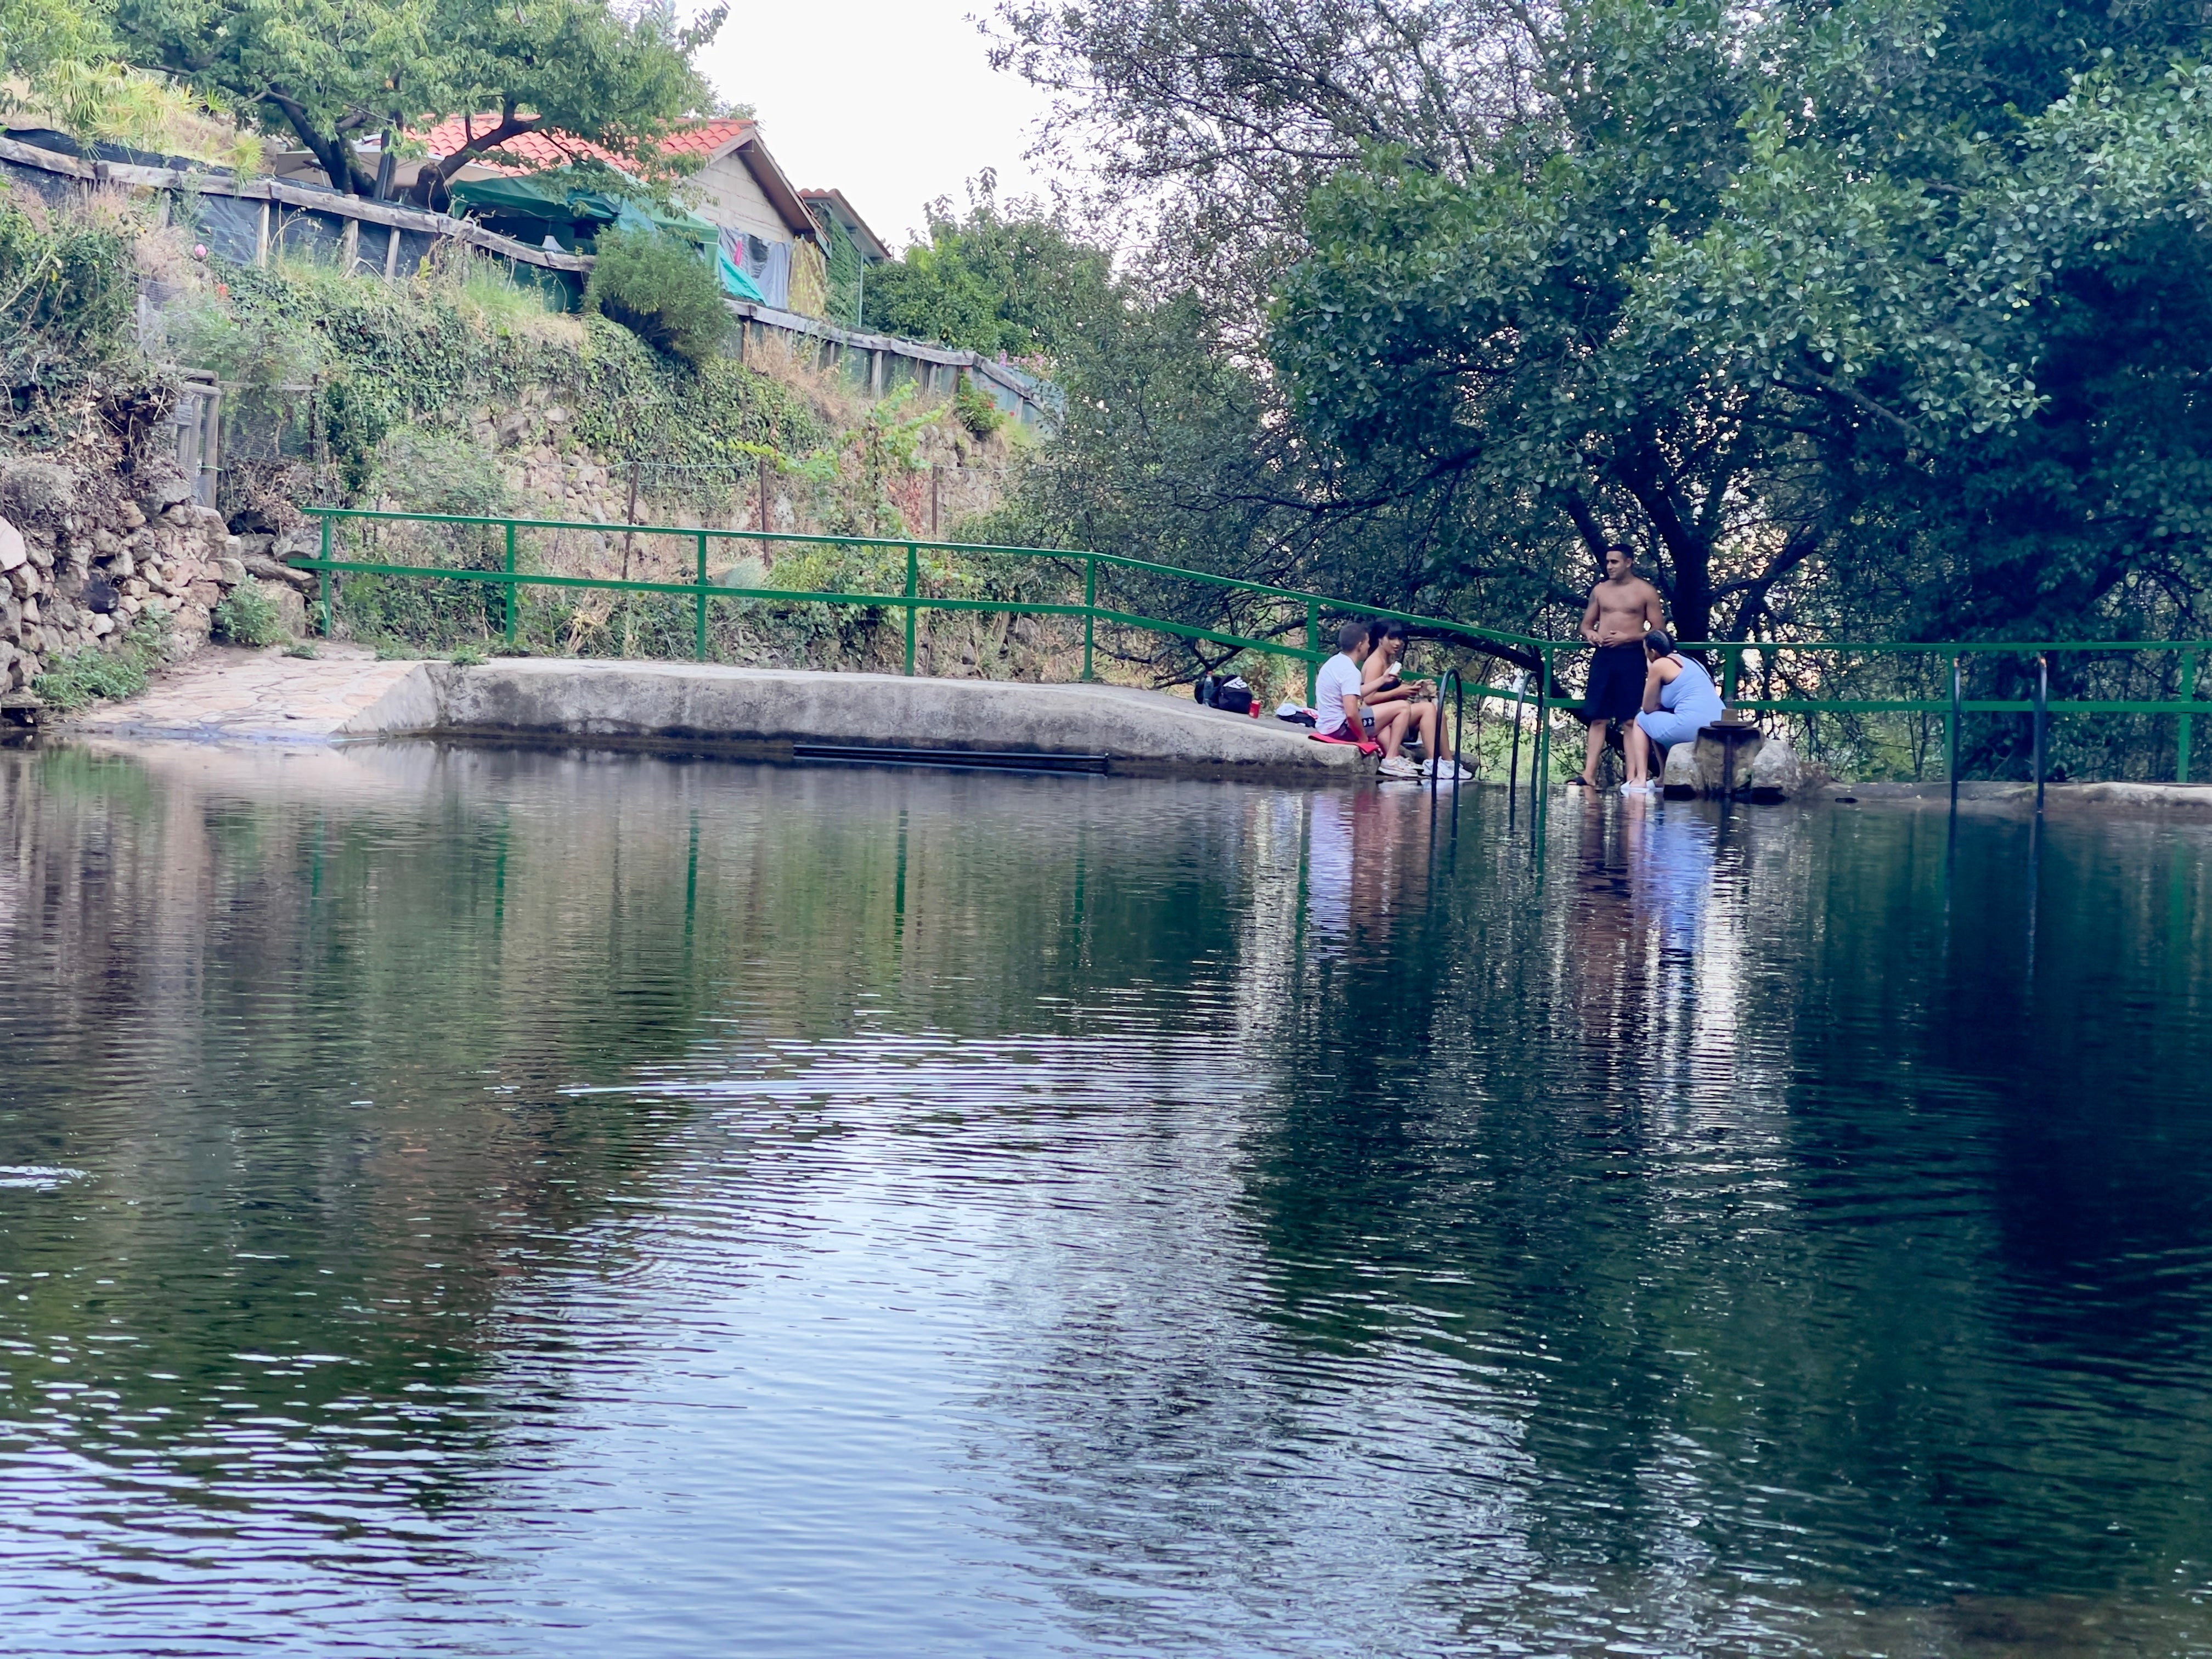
[1313, 620, 1435, 777]
[1314, 622, 1373, 740]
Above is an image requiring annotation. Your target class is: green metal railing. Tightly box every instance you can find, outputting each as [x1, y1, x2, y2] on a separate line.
[296, 507, 1551, 703]
[296, 508, 2210, 836]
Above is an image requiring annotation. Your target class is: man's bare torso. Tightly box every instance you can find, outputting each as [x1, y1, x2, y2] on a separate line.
[1589, 575, 1661, 647]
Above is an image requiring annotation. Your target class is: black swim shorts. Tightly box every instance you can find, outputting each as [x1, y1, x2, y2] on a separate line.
[1582, 641, 1646, 724]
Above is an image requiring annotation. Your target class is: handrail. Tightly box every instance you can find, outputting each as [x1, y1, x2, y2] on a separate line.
[298, 506, 1554, 655]
[294, 506, 2210, 783]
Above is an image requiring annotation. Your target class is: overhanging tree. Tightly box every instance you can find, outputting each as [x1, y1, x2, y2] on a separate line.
[1001, 0, 2212, 674]
[111, 0, 725, 201]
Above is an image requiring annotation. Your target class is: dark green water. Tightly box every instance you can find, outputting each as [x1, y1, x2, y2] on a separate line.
[3, 743, 2210, 1656]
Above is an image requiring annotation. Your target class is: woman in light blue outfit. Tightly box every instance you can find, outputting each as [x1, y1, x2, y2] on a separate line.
[1624, 629, 1725, 792]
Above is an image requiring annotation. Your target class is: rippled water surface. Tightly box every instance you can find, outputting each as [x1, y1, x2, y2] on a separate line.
[4, 742, 2211, 1656]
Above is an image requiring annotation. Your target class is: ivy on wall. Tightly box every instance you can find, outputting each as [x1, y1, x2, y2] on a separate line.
[174, 257, 834, 514]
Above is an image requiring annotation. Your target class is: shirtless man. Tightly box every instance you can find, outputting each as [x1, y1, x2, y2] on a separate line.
[1576, 548, 1667, 789]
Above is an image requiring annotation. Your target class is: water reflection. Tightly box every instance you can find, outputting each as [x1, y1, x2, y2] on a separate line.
[2, 744, 2211, 1655]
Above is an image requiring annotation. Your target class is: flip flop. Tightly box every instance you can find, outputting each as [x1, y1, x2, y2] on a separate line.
[1566, 776, 1590, 788]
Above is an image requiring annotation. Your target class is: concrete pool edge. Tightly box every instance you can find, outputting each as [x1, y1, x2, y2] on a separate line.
[334, 659, 1375, 782]
[1821, 778, 2212, 815]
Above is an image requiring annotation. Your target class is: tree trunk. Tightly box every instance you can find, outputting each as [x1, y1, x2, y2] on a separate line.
[1616, 447, 1713, 644]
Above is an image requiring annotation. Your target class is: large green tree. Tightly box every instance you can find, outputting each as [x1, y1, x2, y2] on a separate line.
[1001, 0, 2212, 716]
[862, 178, 1113, 360]
[1273, 0, 2212, 650]
[112, 0, 724, 202]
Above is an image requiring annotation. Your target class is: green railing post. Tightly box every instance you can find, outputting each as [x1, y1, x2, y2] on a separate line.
[904, 543, 918, 675]
[1533, 646, 1552, 844]
[694, 531, 708, 662]
[1723, 645, 1741, 705]
[503, 520, 518, 644]
[2180, 648, 2199, 783]
[1306, 599, 1319, 703]
[1082, 555, 1096, 682]
[317, 515, 332, 636]
[1948, 654, 1962, 813]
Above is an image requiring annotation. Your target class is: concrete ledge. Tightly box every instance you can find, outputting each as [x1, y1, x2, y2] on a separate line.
[1821, 780, 2212, 814]
[340, 660, 1373, 781]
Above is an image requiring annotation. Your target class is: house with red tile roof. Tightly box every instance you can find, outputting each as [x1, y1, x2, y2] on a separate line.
[404, 114, 836, 314]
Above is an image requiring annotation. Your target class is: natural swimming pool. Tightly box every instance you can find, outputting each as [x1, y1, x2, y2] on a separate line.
[3, 743, 2209, 1656]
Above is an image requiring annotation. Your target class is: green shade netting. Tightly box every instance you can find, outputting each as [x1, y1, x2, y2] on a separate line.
[719, 250, 766, 303]
[450, 170, 721, 251]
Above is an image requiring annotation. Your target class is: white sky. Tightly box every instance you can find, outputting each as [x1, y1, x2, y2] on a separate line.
[692, 0, 1058, 253]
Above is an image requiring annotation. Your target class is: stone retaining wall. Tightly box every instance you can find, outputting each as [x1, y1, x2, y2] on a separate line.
[0, 456, 264, 692]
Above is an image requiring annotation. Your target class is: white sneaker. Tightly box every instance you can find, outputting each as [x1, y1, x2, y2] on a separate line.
[1378, 756, 1421, 780]
[1621, 780, 1657, 795]
[1421, 758, 1470, 781]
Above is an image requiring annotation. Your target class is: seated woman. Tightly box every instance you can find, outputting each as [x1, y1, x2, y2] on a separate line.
[1360, 620, 1444, 779]
[1624, 629, 1724, 793]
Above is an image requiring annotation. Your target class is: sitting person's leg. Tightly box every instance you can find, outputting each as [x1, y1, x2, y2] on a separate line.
[1407, 698, 1442, 764]
[1635, 708, 1703, 761]
[1624, 719, 1651, 785]
[1372, 701, 1413, 757]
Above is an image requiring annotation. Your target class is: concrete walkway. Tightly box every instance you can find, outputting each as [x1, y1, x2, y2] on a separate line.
[57, 650, 1372, 780]
[62, 644, 428, 744]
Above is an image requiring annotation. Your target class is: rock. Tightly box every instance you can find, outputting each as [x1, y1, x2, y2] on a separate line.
[1658, 726, 1767, 795]
[189, 580, 221, 606]
[119, 501, 145, 530]
[243, 553, 314, 591]
[110, 549, 134, 579]
[232, 533, 276, 559]
[8, 566, 32, 598]
[0, 516, 24, 573]
[213, 557, 247, 587]
[139, 468, 195, 512]
[257, 578, 308, 637]
[0, 461, 72, 521]
[1654, 741, 1696, 796]
[90, 528, 121, 557]
[20, 596, 37, 624]
[1748, 733, 1804, 800]
[1690, 728, 1762, 795]
[89, 613, 111, 637]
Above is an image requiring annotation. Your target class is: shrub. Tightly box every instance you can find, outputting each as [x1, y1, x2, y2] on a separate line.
[211, 583, 286, 646]
[951, 371, 1005, 439]
[32, 610, 172, 710]
[584, 229, 728, 369]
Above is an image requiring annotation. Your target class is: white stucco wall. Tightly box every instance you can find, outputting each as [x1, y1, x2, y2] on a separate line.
[685, 154, 792, 245]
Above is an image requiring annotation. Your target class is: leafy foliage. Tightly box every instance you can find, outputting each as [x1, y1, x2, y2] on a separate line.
[862, 179, 1112, 360]
[949, 373, 1002, 440]
[1267, 0, 2212, 662]
[111, 0, 725, 202]
[993, 0, 2212, 769]
[584, 227, 728, 368]
[31, 610, 172, 709]
[809, 204, 864, 329]
[211, 582, 287, 645]
[175, 252, 823, 501]
[0, 198, 139, 391]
